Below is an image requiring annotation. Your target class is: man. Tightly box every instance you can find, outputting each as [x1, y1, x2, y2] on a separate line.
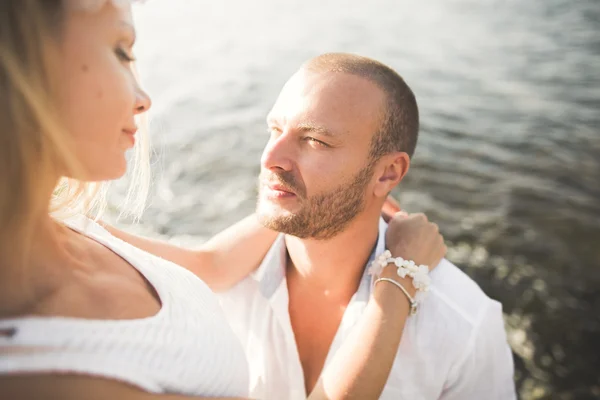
[105, 53, 516, 399]
[216, 53, 516, 399]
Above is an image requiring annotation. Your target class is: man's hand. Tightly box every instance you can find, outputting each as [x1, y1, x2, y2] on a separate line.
[385, 212, 447, 271]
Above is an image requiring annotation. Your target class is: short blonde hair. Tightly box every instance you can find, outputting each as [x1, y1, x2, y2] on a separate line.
[0, 0, 149, 261]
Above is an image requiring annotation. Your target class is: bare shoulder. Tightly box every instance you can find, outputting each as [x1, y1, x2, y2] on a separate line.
[0, 374, 244, 400]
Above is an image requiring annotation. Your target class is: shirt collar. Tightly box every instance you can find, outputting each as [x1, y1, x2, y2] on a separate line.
[250, 218, 389, 299]
[358, 217, 388, 300]
[250, 233, 287, 299]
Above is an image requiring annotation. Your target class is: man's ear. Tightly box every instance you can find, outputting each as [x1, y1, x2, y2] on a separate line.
[373, 152, 410, 198]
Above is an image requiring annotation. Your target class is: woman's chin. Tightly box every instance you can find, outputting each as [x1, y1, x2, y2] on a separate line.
[65, 160, 128, 182]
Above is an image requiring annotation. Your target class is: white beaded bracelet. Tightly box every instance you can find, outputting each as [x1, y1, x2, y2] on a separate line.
[368, 250, 431, 292]
[374, 278, 419, 316]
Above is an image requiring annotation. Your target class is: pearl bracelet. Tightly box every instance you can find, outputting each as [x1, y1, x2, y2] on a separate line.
[368, 250, 431, 292]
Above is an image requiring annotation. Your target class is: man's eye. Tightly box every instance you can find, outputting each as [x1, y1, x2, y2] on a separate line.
[305, 137, 328, 147]
[115, 48, 136, 63]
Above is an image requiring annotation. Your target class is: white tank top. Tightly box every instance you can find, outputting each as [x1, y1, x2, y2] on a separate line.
[0, 215, 249, 397]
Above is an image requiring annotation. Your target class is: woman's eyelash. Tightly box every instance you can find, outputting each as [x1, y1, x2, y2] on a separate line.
[116, 48, 136, 62]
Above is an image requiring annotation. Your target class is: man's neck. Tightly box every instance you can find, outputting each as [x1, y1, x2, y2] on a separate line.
[284, 212, 380, 300]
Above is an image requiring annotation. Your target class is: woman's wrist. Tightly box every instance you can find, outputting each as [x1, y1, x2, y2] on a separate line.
[370, 256, 423, 317]
[371, 267, 416, 314]
[371, 279, 412, 317]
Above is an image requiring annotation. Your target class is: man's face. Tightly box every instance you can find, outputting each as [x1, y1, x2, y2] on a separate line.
[256, 69, 386, 240]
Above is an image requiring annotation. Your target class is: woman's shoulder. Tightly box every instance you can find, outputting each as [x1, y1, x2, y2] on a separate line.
[60, 213, 113, 238]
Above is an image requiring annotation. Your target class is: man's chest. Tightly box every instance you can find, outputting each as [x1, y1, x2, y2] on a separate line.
[288, 287, 348, 394]
[218, 278, 450, 400]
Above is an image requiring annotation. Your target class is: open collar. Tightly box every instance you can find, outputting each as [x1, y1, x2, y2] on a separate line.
[250, 218, 388, 300]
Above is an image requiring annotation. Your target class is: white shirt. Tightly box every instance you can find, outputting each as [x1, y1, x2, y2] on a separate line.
[218, 218, 516, 400]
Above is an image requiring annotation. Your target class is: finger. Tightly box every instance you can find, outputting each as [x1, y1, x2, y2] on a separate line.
[412, 212, 428, 222]
[430, 248, 445, 270]
[436, 236, 446, 253]
[382, 196, 402, 216]
[429, 238, 445, 266]
[437, 243, 448, 263]
[395, 210, 409, 218]
[381, 211, 392, 223]
[384, 195, 402, 211]
[387, 210, 408, 225]
[439, 246, 447, 264]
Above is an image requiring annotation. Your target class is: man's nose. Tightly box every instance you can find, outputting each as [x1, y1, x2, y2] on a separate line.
[261, 133, 295, 172]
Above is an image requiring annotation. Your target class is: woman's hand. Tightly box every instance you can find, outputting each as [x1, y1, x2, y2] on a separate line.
[380, 195, 446, 280]
[377, 212, 446, 300]
[385, 212, 447, 273]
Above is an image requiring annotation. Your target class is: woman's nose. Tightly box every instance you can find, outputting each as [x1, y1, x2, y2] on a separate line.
[134, 86, 152, 115]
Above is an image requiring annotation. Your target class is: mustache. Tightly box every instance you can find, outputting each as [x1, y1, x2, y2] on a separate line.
[260, 170, 306, 197]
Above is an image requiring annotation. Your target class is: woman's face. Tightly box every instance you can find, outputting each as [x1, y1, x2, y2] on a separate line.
[57, 1, 151, 181]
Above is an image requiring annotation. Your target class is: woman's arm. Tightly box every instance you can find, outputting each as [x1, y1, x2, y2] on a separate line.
[102, 215, 278, 292]
[102, 195, 401, 291]
[309, 212, 446, 399]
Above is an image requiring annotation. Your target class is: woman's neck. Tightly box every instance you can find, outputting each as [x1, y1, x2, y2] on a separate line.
[0, 210, 72, 318]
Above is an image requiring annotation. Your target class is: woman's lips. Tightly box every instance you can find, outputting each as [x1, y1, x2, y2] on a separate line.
[122, 128, 137, 145]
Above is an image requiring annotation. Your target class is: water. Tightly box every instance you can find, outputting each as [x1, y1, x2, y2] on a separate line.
[110, 0, 600, 398]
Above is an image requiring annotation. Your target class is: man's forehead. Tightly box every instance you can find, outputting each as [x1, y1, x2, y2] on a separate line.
[282, 69, 381, 99]
[268, 70, 385, 133]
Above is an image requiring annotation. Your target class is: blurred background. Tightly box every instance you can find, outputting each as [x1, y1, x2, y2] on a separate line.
[107, 0, 600, 398]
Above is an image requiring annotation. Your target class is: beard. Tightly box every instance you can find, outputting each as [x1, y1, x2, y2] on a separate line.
[256, 163, 375, 240]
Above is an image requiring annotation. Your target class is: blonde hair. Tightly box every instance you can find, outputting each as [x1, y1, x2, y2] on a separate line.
[0, 0, 150, 262]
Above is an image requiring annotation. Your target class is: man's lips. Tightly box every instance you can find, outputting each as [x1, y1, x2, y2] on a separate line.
[265, 182, 296, 196]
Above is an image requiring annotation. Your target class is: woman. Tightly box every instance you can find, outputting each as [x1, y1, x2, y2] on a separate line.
[0, 1, 446, 399]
